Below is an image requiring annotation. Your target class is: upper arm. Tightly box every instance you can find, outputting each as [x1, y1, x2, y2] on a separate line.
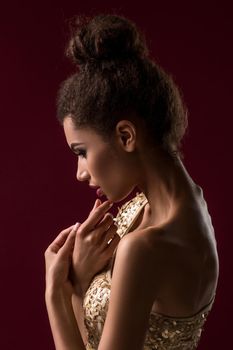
[98, 233, 156, 350]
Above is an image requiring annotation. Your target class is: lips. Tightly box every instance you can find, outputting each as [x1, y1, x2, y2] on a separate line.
[96, 188, 105, 197]
[89, 184, 105, 197]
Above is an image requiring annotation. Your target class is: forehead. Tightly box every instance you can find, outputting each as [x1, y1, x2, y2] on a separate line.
[63, 117, 105, 146]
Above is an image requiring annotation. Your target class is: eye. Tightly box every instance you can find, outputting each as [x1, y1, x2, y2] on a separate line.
[74, 149, 87, 159]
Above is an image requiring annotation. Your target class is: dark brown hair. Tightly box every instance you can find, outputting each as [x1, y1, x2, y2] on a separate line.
[56, 14, 188, 157]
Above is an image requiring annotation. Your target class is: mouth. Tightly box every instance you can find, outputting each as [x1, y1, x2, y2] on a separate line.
[89, 185, 105, 198]
[96, 188, 105, 198]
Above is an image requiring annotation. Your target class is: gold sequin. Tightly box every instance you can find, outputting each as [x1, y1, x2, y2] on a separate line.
[83, 193, 215, 349]
[113, 192, 148, 239]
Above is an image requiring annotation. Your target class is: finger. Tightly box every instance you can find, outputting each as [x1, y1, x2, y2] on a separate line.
[58, 223, 81, 258]
[97, 212, 114, 229]
[98, 211, 113, 225]
[90, 198, 102, 213]
[85, 214, 114, 246]
[49, 223, 79, 254]
[89, 198, 102, 217]
[79, 201, 113, 234]
[51, 225, 74, 244]
[94, 213, 114, 238]
[99, 223, 118, 247]
[104, 233, 120, 255]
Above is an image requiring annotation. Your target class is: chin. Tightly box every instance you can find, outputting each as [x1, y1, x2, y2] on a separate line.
[108, 188, 135, 204]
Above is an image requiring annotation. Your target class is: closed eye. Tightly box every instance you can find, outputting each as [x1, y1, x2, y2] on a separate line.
[74, 149, 87, 158]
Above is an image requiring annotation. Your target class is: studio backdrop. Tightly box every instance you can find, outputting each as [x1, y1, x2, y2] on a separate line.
[0, 1, 232, 349]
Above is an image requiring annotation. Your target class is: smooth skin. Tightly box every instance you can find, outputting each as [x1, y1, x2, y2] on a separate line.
[45, 116, 219, 350]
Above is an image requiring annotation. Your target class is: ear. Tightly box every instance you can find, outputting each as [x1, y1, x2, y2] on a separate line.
[115, 120, 137, 152]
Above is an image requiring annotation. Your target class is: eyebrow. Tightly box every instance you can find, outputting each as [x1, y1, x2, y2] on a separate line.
[70, 143, 85, 151]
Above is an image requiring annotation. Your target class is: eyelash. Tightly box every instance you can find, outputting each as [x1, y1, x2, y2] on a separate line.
[75, 149, 87, 158]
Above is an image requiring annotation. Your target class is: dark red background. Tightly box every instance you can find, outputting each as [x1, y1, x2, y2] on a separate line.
[1, 1, 232, 349]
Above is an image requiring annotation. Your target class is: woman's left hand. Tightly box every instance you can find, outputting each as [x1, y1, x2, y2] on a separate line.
[44, 223, 80, 297]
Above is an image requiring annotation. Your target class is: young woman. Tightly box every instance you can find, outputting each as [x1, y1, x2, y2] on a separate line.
[44, 14, 219, 350]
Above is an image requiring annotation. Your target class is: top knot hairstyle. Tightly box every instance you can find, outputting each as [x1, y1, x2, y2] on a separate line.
[57, 14, 188, 157]
[67, 15, 148, 64]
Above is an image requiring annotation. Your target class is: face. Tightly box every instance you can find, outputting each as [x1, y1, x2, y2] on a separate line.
[63, 117, 137, 202]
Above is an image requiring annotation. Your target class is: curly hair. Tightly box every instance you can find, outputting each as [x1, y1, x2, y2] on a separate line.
[56, 14, 188, 158]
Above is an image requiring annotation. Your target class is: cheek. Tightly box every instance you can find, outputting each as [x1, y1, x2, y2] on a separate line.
[86, 149, 108, 177]
[90, 149, 135, 202]
[91, 148, 120, 179]
[96, 154, 117, 177]
[90, 143, 134, 180]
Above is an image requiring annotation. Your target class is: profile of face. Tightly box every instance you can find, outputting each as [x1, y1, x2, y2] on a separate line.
[63, 117, 139, 202]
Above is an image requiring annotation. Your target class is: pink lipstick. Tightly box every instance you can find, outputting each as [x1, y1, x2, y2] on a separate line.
[96, 188, 104, 197]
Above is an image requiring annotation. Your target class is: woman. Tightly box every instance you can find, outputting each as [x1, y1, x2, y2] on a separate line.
[44, 14, 219, 350]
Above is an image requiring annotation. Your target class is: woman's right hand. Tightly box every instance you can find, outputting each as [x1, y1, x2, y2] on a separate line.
[71, 199, 120, 296]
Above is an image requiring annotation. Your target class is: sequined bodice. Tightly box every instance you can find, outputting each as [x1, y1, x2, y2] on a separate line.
[83, 193, 215, 350]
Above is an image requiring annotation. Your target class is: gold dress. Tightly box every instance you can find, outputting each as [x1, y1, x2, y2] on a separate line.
[83, 193, 215, 350]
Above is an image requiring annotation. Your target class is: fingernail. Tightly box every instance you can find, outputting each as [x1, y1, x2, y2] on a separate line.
[94, 199, 101, 207]
[73, 222, 80, 231]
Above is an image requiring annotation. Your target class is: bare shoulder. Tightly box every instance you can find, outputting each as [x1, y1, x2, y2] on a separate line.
[115, 226, 170, 286]
[119, 224, 176, 255]
[117, 226, 165, 263]
[98, 228, 164, 350]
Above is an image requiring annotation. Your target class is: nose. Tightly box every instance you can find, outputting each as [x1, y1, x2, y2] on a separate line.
[76, 160, 90, 182]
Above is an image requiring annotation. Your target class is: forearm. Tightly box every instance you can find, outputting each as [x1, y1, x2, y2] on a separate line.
[45, 288, 86, 350]
[72, 290, 88, 346]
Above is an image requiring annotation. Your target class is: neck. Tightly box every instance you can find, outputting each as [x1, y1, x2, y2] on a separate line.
[136, 148, 196, 226]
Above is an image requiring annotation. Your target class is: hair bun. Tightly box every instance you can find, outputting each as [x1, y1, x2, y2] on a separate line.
[67, 14, 148, 65]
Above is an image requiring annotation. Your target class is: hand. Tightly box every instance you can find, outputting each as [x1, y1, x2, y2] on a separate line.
[44, 223, 80, 297]
[71, 199, 120, 296]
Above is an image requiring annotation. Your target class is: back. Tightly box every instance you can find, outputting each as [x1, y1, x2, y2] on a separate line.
[132, 189, 219, 317]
